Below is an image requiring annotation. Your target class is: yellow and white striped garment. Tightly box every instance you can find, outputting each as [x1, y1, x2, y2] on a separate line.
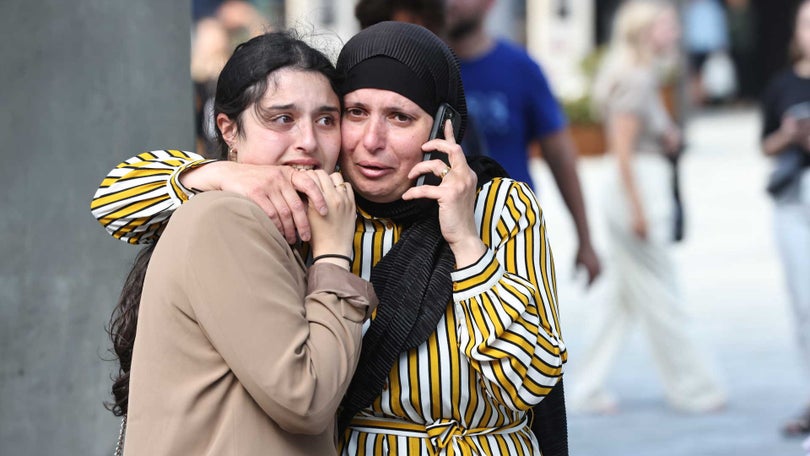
[89, 151, 566, 455]
[90, 150, 213, 244]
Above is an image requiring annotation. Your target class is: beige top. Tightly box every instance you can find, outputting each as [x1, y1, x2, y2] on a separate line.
[124, 191, 377, 456]
[604, 67, 672, 156]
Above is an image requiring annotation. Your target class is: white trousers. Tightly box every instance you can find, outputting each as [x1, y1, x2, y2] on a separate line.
[774, 169, 810, 378]
[571, 154, 726, 412]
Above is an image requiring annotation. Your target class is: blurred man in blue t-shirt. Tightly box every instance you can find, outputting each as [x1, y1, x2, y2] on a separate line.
[447, 0, 601, 284]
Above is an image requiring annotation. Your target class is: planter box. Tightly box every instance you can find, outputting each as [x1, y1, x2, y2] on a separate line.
[569, 123, 606, 157]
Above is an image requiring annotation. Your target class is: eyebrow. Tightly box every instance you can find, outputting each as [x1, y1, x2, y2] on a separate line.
[265, 104, 340, 112]
[344, 100, 418, 113]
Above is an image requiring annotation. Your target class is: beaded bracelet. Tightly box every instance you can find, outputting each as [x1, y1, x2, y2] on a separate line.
[312, 254, 352, 265]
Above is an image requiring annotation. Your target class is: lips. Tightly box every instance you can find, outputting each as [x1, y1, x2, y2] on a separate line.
[286, 161, 320, 171]
[355, 162, 393, 179]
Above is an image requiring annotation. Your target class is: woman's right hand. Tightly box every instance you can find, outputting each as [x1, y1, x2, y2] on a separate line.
[631, 209, 648, 241]
[782, 115, 810, 151]
[306, 171, 356, 268]
[181, 162, 329, 244]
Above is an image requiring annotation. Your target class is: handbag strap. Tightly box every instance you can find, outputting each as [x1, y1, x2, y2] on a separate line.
[114, 415, 127, 456]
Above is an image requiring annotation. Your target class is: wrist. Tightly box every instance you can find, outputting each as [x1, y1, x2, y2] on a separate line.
[179, 160, 228, 191]
[311, 253, 352, 270]
[449, 236, 487, 268]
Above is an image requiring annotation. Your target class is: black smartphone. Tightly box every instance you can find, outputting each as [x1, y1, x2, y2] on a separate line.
[415, 102, 462, 187]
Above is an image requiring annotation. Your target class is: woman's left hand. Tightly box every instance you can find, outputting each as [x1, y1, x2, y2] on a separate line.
[402, 120, 487, 267]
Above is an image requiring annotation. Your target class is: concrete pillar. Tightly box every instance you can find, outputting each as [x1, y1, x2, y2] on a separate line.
[0, 0, 192, 454]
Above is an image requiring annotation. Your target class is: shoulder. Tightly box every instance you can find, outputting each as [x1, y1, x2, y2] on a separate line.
[175, 191, 262, 221]
[495, 39, 546, 73]
[610, 67, 656, 100]
[477, 177, 539, 210]
[620, 67, 656, 88]
[763, 69, 796, 94]
[760, 69, 792, 108]
[169, 191, 282, 244]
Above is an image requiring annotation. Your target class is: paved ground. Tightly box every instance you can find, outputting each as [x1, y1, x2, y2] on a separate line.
[530, 108, 808, 456]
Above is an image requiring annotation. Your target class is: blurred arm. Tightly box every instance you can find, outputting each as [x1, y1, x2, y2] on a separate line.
[537, 130, 601, 284]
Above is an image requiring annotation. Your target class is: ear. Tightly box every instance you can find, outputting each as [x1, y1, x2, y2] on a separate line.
[216, 113, 238, 148]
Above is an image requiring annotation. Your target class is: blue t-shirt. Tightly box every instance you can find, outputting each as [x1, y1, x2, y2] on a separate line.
[460, 39, 566, 189]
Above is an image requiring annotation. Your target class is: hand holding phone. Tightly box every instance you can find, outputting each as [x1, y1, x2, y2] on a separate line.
[415, 103, 461, 187]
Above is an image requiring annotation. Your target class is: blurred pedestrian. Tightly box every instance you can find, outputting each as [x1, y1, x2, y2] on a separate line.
[684, 0, 731, 104]
[102, 32, 377, 455]
[445, 0, 602, 286]
[191, 1, 269, 157]
[191, 17, 230, 156]
[570, 0, 727, 415]
[761, 0, 810, 437]
[725, 0, 760, 103]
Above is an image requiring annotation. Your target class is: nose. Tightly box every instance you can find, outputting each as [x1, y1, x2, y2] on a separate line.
[361, 115, 386, 153]
[295, 120, 318, 154]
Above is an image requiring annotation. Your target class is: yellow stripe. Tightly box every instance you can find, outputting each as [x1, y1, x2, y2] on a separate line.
[90, 181, 164, 209]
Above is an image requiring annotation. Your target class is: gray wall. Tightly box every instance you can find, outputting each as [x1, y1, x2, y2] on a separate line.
[0, 1, 192, 454]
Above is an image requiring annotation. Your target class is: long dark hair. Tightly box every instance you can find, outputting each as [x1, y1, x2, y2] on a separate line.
[106, 30, 341, 417]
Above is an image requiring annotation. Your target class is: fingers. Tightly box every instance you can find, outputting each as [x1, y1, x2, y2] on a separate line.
[407, 158, 453, 181]
[291, 170, 328, 215]
[278, 184, 311, 242]
[272, 196, 299, 244]
[443, 119, 455, 144]
[421, 122, 467, 170]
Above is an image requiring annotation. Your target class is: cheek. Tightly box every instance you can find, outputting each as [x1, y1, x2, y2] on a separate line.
[395, 135, 427, 171]
[340, 123, 361, 151]
[237, 130, 287, 166]
[322, 131, 342, 169]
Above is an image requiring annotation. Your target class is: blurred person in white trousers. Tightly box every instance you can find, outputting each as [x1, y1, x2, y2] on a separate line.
[569, 0, 726, 414]
[761, 0, 810, 437]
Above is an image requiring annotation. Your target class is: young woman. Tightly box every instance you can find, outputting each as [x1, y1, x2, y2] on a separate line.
[761, 0, 810, 437]
[94, 22, 565, 455]
[569, 0, 726, 414]
[104, 32, 377, 456]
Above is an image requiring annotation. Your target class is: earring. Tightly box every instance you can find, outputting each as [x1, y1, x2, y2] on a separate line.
[227, 147, 237, 161]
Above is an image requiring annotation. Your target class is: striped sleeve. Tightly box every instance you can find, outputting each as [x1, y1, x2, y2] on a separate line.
[90, 150, 214, 244]
[450, 178, 565, 412]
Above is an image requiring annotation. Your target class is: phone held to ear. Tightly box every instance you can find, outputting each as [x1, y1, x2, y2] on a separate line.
[415, 103, 462, 187]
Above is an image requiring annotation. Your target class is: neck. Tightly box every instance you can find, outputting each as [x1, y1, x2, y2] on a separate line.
[794, 59, 810, 78]
[449, 26, 494, 60]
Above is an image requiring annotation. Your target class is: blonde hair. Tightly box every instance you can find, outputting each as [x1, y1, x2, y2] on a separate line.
[592, 0, 674, 116]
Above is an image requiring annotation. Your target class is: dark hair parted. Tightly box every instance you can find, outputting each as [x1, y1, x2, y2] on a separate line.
[213, 31, 343, 159]
[106, 31, 339, 417]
